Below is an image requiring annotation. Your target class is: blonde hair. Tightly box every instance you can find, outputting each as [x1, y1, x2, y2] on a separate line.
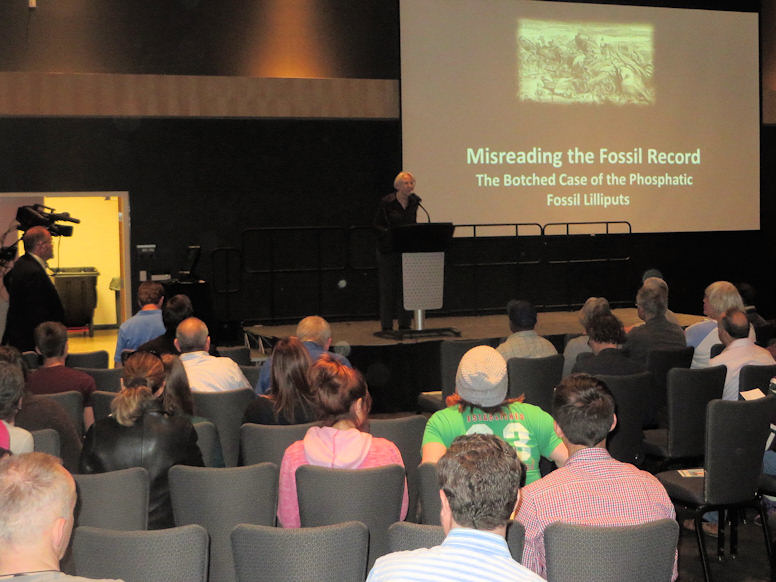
[111, 386, 154, 427]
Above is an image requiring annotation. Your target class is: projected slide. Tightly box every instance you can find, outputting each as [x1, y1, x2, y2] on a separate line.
[400, 1, 759, 233]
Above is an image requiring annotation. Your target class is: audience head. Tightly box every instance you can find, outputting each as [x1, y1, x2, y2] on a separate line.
[162, 294, 193, 335]
[296, 316, 332, 348]
[309, 353, 371, 429]
[552, 374, 616, 447]
[22, 226, 53, 260]
[0, 361, 25, 423]
[0, 452, 75, 559]
[586, 312, 626, 347]
[636, 283, 667, 321]
[506, 299, 537, 332]
[270, 337, 314, 422]
[0, 346, 29, 381]
[175, 317, 209, 353]
[160, 353, 194, 416]
[641, 268, 664, 282]
[703, 281, 744, 320]
[33, 321, 68, 360]
[736, 282, 757, 307]
[137, 281, 164, 308]
[455, 346, 508, 409]
[578, 297, 610, 329]
[437, 433, 522, 534]
[114, 351, 165, 426]
[719, 307, 751, 344]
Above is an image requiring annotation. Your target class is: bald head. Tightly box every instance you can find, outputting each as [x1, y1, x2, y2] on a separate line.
[175, 317, 209, 353]
[296, 315, 332, 348]
[22, 226, 53, 261]
[719, 307, 750, 345]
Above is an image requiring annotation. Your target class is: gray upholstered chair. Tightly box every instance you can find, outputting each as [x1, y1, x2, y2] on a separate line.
[370, 414, 427, 522]
[31, 428, 61, 458]
[75, 366, 123, 392]
[388, 521, 445, 552]
[417, 462, 441, 525]
[169, 463, 278, 582]
[73, 467, 150, 530]
[239, 364, 260, 387]
[21, 350, 41, 370]
[739, 363, 776, 394]
[192, 388, 255, 466]
[505, 520, 525, 563]
[296, 463, 405, 569]
[596, 372, 652, 465]
[544, 519, 679, 582]
[193, 419, 224, 467]
[240, 421, 316, 467]
[231, 521, 368, 582]
[91, 390, 115, 422]
[506, 353, 564, 411]
[645, 345, 694, 424]
[40, 391, 84, 435]
[66, 350, 109, 369]
[72, 524, 209, 582]
[217, 345, 252, 366]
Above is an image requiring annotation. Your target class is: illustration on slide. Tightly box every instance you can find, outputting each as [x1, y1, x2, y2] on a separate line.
[517, 19, 654, 105]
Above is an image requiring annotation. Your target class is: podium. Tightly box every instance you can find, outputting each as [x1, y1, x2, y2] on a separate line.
[376, 223, 460, 340]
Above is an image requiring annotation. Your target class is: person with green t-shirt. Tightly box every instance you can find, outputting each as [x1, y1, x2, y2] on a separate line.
[422, 345, 567, 485]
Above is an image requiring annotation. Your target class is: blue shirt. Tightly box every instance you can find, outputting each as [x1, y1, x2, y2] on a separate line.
[255, 340, 352, 394]
[114, 309, 165, 362]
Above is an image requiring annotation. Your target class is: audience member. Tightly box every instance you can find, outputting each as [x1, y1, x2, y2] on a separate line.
[137, 294, 194, 355]
[562, 297, 610, 377]
[244, 337, 317, 425]
[0, 452, 123, 581]
[0, 248, 17, 342]
[571, 312, 645, 376]
[624, 281, 686, 365]
[367, 434, 544, 582]
[685, 281, 753, 369]
[114, 281, 165, 365]
[80, 351, 203, 529]
[175, 317, 251, 392]
[0, 361, 33, 455]
[737, 282, 769, 328]
[517, 374, 677, 580]
[496, 300, 557, 361]
[638, 272, 680, 325]
[709, 307, 775, 400]
[256, 315, 351, 394]
[26, 321, 97, 430]
[422, 345, 566, 484]
[277, 354, 408, 528]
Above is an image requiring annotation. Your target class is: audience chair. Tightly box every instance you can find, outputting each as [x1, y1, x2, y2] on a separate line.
[193, 420, 224, 467]
[710, 343, 725, 359]
[739, 363, 776, 394]
[75, 366, 123, 392]
[240, 421, 316, 467]
[643, 366, 725, 471]
[388, 521, 445, 552]
[239, 364, 259, 387]
[596, 372, 651, 465]
[31, 428, 61, 458]
[72, 524, 208, 582]
[73, 467, 149, 530]
[756, 322, 775, 348]
[506, 520, 526, 563]
[506, 354, 564, 411]
[66, 350, 109, 369]
[544, 519, 679, 582]
[370, 414, 427, 522]
[296, 463, 405, 569]
[417, 462, 441, 525]
[191, 388, 254, 467]
[170, 463, 278, 582]
[758, 472, 776, 579]
[91, 390, 115, 423]
[21, 350, 41, 369]
[231, 521, 368, 582]
[657, 398, 774, 582]
[217, 345, 252, 366]
[40, 390, 84, 435]
[645, 346, 694, 425]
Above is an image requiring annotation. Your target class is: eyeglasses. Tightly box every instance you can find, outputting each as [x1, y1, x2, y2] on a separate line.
[120, 349, 163, 365]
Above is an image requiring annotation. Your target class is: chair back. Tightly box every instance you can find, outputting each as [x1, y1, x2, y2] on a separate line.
[72, 524, 208, 582]
[40, 391, 84, 435]
[31, 428, 60, 458]
[231, 521, 368, 582]
[193, 420, 224, 467]
[710, 343, 724, 359]
[738, 363, 776, 394]
[506, 354, 564, 411]
[66, 350, 109, 369]
[440, 339, 496, 399]
[506, 520, 525, 563]
[217, 345, 252, 366]
[239, 364, 260, 387]
[544, 519, 678, 582]
[755, 322, 775, 347]
[704, 397, 774, 505]
[665, 366, 725, 458]
[75, 367, 123, 392]
[597, 372, 651, 465]
[417, 462, 441, 525]
[170, 463, 278, 582]
[22, 350, 41, 369]
[73, 467, 149, 530]
[645, 346, 694, 418]
[296, 464, 405, 569]
[240, 421, 316, 467]
[388, 522, 445, 552]
[91, 390, 115, 422]
[192, 388, 255, 466]
[370, 415, 427, 521]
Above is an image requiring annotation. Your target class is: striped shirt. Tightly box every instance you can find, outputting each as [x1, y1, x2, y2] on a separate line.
[366, 528, 546, 582]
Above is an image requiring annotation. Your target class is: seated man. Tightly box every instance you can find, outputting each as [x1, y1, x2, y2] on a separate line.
[368, 433, 544, 582]
[137, 294, 193, 355]
[571, 312, 645, 376]
[256, 315, 351, 394]
[0, 452, 123, 581]
[0, 360, 34, 455]
[624, 280, 686, 366]
[175, 317, 251, 392]
[710, 307, 775, 400]
[114, 281, 165, 365]
[26, 321, 97, 430]
[517, 374, 676, 580]
[496, 299, 557, 361]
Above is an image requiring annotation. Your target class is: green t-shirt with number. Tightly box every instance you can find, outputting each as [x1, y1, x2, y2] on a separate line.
[422, 401, 562, 484]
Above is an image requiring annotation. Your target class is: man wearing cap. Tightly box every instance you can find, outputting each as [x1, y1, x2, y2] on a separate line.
[421, 345, 567, 485]
[496, 300, 557, 361]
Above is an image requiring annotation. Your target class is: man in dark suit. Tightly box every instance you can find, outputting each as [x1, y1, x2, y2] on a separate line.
[3, 226, 64, 351]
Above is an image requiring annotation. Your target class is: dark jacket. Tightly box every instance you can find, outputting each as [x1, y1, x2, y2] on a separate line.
[79, 403, 203, 529]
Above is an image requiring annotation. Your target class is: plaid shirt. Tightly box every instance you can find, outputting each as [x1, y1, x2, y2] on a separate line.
[516, 447, 677, 580]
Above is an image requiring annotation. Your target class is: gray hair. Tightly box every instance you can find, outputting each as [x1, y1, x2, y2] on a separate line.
[704, 281, 744, 319]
